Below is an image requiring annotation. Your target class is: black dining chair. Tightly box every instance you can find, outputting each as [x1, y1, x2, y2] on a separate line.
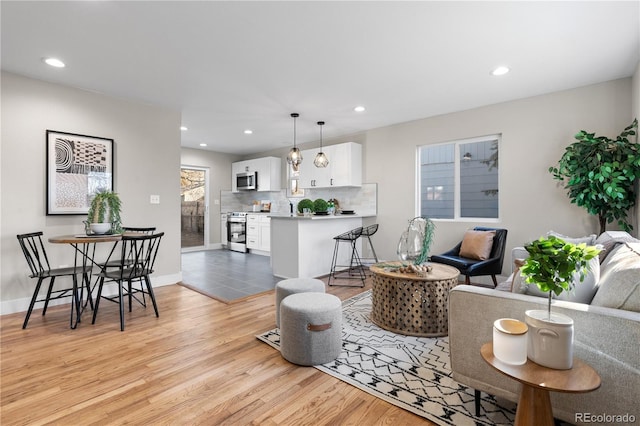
[17, 231, 93, 329]
[100, 227, 158, 308]
[102, 226, 157, 266]
[92, 232, 164, 331]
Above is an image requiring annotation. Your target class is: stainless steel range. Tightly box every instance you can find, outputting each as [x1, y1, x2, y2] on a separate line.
[226, 212, 247, 253]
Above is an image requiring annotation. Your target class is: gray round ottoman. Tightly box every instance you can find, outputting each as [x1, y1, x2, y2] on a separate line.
[275, 278, 325, 327]
[279, 292, 342, 366]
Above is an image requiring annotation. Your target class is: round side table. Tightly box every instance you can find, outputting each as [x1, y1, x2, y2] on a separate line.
[481, 342, 601, 426]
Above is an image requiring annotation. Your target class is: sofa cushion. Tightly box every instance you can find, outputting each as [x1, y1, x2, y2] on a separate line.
[459, 230, 495, 260]
[591, 242, 640, 312]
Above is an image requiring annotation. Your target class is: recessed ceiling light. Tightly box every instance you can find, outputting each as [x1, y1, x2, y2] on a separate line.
[180, 126, 188, 131]
[199, 143, 207, 147]
[43, 57, 65, 68]
[491, 66, 510, 76]
[244, 129, 253, 135]
[354, 106, 366, 112]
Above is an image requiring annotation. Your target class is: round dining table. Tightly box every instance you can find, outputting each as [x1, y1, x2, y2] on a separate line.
[48, 233, 123, 328]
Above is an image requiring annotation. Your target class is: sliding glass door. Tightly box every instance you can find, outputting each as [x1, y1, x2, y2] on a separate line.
[180, 166, 208, 250]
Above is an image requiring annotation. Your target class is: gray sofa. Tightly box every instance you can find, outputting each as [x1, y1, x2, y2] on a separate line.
[448, 238, 640, 425]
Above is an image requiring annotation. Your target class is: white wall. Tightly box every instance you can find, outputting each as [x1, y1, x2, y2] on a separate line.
[180, 148, 242, 246]
[364, 78, 634, 264]
[1, 72, 182, 313]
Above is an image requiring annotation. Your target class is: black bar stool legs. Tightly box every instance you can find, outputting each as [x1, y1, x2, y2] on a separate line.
[328, 227, 366, 287]
[359, 224, 379, 268]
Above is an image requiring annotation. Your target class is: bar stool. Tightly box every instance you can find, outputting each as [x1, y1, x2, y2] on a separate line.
[328, 227, 365, 287]
[359, 224, 379, 267]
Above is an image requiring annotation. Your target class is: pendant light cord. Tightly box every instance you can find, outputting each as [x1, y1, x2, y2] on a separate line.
[291, 113, 299, 149]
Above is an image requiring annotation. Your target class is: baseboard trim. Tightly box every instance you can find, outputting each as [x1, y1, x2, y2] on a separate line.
[0, 272, 182, 316]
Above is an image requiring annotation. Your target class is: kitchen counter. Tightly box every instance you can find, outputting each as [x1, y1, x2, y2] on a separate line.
[270, 215, 366, 278]
[269, 213, 373, 220]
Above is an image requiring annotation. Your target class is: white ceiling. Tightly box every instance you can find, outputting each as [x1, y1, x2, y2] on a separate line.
[2, 1, 639, 155]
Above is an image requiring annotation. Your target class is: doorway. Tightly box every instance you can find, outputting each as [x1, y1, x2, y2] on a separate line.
[181, 166, 208, 250]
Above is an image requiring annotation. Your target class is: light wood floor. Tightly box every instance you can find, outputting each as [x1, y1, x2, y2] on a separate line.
[1, 278, 436, 425]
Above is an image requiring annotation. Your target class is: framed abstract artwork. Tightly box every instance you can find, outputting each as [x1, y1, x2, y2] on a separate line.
[46, 130, 114, 215]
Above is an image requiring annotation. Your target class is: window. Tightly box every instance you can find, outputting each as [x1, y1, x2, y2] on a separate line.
[418, 135, 499, 220]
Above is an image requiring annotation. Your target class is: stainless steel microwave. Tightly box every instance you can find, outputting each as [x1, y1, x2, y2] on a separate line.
[236, 171, 257, 190]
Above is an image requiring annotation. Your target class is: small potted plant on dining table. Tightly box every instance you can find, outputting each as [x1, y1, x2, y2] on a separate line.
[86, 189, 123, 234]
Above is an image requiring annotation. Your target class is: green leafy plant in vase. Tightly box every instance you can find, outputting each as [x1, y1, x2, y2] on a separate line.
[396, 217, 435, 268]
[520, 235, 600, 369]
[86, 189, 123, 234]
[521, 235, 601, 317]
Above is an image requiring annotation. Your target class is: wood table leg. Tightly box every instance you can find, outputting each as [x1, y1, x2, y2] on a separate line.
[515, 384, 554, 426]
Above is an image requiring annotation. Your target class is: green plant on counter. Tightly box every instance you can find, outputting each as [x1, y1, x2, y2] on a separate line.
[313, 198, 328, 213]
[297, 198, 314, 214]
[521, 235, 600, 318]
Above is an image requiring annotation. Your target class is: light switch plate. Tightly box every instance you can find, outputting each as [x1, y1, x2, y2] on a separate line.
[150, 195, 160, 204]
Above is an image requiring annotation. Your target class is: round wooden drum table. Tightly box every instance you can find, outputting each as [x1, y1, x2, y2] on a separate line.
[369, 261, 460, 337]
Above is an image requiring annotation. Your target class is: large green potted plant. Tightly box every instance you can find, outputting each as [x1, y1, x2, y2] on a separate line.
[549, 119, 639, 234]
[86, 189, 122, 234]
[520, 235, 600, 369]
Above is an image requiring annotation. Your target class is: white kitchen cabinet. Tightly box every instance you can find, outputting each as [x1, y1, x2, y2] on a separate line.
[298, 142, 362, 188]
[221, 213, 228, 248]
[246, 214, 260, 249]
[232, 157, 282, 193]
[259, 215, 271, 252]
[246, 214, 271, 253]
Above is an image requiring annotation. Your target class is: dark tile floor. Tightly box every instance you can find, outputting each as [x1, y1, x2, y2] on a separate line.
[181, 249, 281, 302]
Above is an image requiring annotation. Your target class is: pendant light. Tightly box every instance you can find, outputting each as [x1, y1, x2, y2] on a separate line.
[314, 121, 329, 168]
[286, 113, 302, 171]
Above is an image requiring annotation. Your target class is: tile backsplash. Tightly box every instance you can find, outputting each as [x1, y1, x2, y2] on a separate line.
[221, 183, 377, 216]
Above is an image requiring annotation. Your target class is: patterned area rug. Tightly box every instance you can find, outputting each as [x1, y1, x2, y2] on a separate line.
[257, 290, 516, 426]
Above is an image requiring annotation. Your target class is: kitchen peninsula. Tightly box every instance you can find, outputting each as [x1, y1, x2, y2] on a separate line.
[270, 214, 373, 279]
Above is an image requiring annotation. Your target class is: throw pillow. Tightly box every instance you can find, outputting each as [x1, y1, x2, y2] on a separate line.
[509, 259, 528, 294]
[590, 243, 640, 312]
[546, 230, 597, 246]
[555, 254, 601, 304]
[594, 231, 640, 263]
[459, 230, 496, 260]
